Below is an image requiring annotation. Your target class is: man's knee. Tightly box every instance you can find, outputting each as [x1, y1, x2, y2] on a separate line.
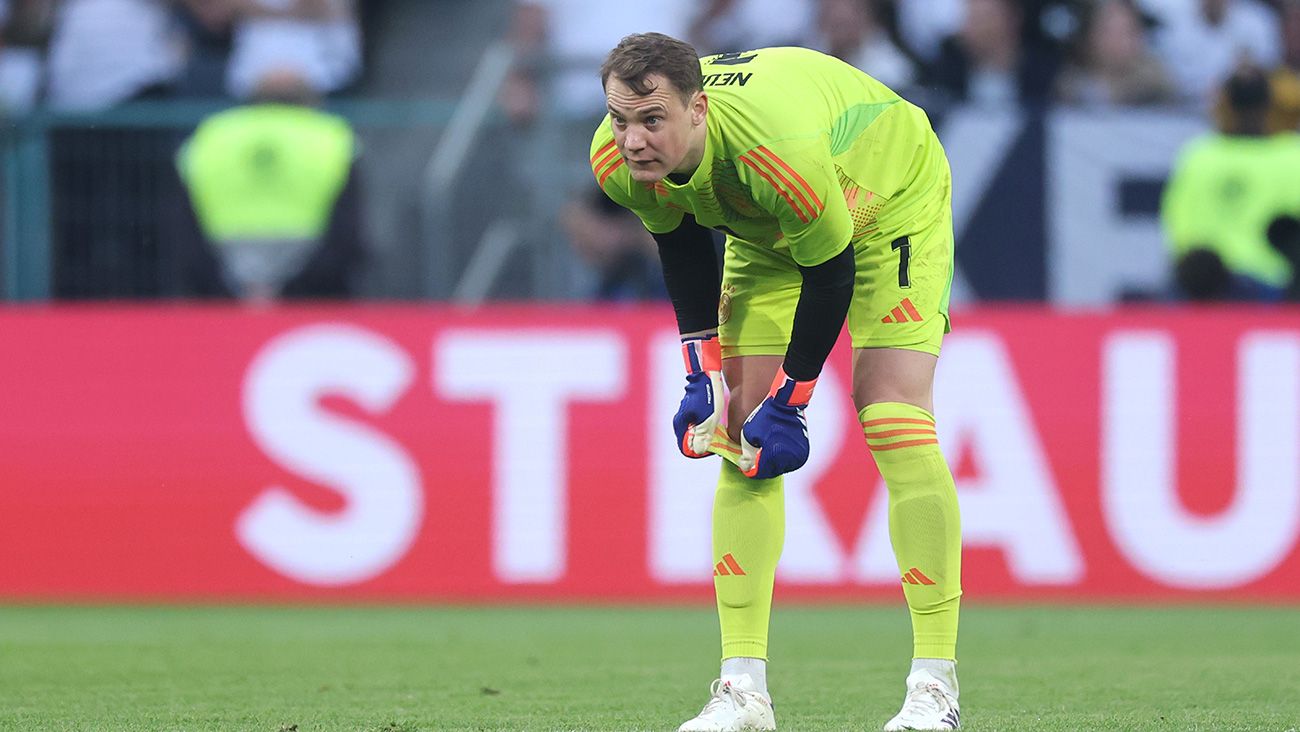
[852, 347, 938, 412]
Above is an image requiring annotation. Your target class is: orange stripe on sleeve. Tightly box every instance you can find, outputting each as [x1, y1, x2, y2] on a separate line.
[590, 140, 616, 165]
[754, 146, 824, 212]
[597, 157, 625, 187]
[743, 151, 818, 222]
[739, 154, 812, 223]
[592, 147, 621, 176]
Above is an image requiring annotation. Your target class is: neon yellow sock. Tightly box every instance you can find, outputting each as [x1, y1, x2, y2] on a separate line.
[713, 459, 785, 660]
[860, 401, 962, 660]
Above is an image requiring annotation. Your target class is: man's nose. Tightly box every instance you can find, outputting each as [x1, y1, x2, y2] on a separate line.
[623, 129, 645, 150]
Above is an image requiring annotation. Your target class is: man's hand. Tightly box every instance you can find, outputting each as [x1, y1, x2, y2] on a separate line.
[673, 334, 726, 458]
[738, 368, 817, 479]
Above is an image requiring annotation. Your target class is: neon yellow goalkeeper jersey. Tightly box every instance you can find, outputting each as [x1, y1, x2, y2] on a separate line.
[591, 46, 944, 267]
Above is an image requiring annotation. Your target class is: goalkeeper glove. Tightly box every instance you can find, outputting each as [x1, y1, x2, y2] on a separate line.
[672, 334, 725, 458]
[739, 367, 816, 479]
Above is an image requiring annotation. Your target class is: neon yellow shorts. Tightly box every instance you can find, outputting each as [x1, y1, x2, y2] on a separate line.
[718, 154, 953, 359]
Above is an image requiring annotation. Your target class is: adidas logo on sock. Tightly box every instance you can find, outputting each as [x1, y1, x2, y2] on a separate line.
[901, 567, 936, 585]
[880, 297, 923, 324]
[713, 553, 747, 577]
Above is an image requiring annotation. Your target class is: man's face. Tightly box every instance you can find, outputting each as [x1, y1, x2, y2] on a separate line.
[605, 73, 704, 183]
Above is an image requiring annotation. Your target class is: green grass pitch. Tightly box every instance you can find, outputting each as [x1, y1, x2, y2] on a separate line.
[0, 604, 1296, 731]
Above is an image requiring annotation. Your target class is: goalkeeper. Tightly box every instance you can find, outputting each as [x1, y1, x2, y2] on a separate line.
[591, 34, 962, 731]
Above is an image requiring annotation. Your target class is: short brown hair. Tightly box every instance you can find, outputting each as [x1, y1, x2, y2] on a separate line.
[600, 33, 702, 106]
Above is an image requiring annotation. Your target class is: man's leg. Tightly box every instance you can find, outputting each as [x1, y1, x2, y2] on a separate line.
[679, 355, 784, 732]
[854, 347, 963, 730]
[853, 348, 962, 663]
[679, 231, 799, 731]
[715, 355, 786, 675]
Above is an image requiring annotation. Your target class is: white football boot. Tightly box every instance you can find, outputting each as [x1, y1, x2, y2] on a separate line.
[882, 669, 961, 731]
[678, 674, 776, 732]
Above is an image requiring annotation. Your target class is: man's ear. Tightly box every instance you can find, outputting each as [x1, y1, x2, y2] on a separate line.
[691, 91, 708, 126]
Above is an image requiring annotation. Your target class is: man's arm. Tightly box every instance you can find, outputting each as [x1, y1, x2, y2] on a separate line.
[783, 243, 855, 380]
[732, 243, 853, 478]
[650, 214, 721, 335]
[650, 215, 729, 458]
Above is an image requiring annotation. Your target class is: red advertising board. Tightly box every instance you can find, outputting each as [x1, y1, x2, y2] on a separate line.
[1, 305, 1298, 601]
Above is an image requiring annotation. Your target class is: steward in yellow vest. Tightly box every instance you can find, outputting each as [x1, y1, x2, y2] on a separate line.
[174, 80, 366, 299]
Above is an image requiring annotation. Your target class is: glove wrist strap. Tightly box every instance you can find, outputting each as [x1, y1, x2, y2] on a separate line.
[768, 366, 817, 407]
[681, 335, 722, 375]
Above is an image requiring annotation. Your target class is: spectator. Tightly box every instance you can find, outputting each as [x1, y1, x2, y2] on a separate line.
[562, 188, 666, 301]
[1162, 65, 1300, 295]
[225, 0, 361, 101]
[893, 0, 966, 64]
[1172, 247, 1279, 300]
[172, 0, 238, 98]
[1055, 0, 1176, 107]
[45, 0, 188, 111]
[0, 0, 49, 114]
[925, 0, 1061, 107]
[897, 1, 1083, 74]
[1269, 0, 1300, 132]
[171, 68, 368, 300]
[687, 0, 816, 56]
[1145, 0, 1280, 106]
[813, 0, 917, 92]
[502, 0, 693, 127]
[45, 0, 194, 297]
[1267, 213, 1300, 299]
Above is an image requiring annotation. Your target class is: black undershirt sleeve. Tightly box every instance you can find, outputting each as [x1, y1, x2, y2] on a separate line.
[653, 215, 853, 381]
[651, 215, 722, 335]
[783, 244, 855, 382]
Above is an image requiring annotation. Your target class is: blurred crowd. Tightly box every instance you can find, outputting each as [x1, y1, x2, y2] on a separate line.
[503, 0, 1300, 123]
[0, 0, 362, 113]
[502, 0, 1300, 303]
[3, 0, 1300, 304]
[0, 0, 370, 302]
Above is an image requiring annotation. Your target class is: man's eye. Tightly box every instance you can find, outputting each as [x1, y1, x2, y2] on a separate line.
[646, 117, 661, 126]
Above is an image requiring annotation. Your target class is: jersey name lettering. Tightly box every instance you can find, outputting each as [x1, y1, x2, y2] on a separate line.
[703, 72, 753, 88]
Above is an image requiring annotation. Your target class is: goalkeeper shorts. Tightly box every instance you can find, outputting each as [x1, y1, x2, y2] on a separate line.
[717, 159, 953, 359]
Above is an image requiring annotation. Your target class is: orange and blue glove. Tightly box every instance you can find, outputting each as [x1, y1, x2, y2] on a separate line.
[672, 334, 725, 458]
[738, 367, 817, 479]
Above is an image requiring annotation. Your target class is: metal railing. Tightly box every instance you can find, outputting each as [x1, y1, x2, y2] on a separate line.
[0, 98, 455, 301]
[0, 44, 609, 303]
[422, 41, 517, 301]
